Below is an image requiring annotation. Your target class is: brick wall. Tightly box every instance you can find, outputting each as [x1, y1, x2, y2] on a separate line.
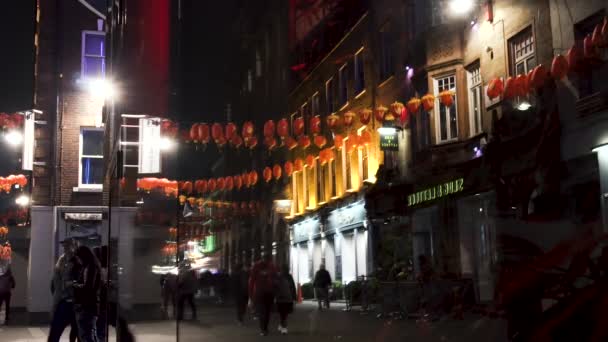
[36, 0, 105, 206]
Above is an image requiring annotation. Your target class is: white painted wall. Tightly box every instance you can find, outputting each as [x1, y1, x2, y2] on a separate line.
[356, 230, 368, 277]
[325, 239, 336, 281]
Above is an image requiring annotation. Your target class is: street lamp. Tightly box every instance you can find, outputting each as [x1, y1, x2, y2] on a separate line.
[449, 0, 474, 15]
[160, 137, 176, 151]
[4, 131, 23, 146]
[16, 194, 30, 207]
[86, 78, 117, 100]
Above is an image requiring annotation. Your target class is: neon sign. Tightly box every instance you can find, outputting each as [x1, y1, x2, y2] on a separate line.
[407, 178, 464, 206]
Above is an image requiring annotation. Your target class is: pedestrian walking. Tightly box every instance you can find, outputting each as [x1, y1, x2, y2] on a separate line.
[313, 264, 332, 310]
[231, 263, 249, 324]
[177, 266, 198, 321]
[0, 265, 15, 325]
[275, 264, 296, 335]
[73, 246, 102, 342]
[249, 254, 278, 336]
[48, 238, 81, 342]
[161, 273, 177, 318]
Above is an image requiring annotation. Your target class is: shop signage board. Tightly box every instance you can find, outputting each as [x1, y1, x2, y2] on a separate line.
[407, 178, 464, 206]
[292, 216, 321, 243]
[326, 202, 366, 232]
[379, 131, 399, 151]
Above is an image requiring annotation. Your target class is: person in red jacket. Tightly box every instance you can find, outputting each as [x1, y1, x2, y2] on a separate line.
[248, 253, 278, 336]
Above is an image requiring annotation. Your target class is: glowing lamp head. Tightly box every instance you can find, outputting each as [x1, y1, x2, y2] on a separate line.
[87, 78, 117, 100]
[160, 137, 176, 151]
[4, 131, 23, 146]
[16, 195, 30, 206]
[449, 0, 474, 15]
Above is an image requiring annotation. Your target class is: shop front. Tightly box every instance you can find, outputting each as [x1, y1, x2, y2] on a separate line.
[290, 200, 370, 286]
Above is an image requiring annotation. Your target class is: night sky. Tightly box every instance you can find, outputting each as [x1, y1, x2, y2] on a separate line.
[0, 1, 35, 112]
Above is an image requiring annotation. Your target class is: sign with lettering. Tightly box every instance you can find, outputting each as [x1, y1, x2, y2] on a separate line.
[292, 217, 321, 243]
[380, 132, 399, 151]
[326, 202, 366, 232]
[407, 178, 464, 206]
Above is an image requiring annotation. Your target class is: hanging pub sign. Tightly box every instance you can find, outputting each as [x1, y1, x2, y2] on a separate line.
[379, 120, 399, 151]
[407, 178, 464, 206]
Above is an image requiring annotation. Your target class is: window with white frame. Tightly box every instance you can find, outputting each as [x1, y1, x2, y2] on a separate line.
[82, 31, 105, 79]
[434, 74, 458, 142]
[354, 49, 365, 94]
[509, 27, 536, 76]
[79, 128, 104, 188]
[339, 64, 348, 106]
[326, 78, 336, 114]
[467, 64, 483, 136]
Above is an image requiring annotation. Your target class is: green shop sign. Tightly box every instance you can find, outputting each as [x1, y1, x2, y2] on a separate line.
[379, 132, 399, 151]
[407, 178, 464, 206]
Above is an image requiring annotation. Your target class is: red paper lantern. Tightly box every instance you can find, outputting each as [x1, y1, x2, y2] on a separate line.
[515, 74, 528, 97]
[285, 136, 298, 150]
[438, 90, 455, 107]
[273, 164, 282, 180]
[195, 180, 208, 193]
[198, 123, 210, 144]
[247, 136, 258, 149]
[16, 174, 27, 187]
[355, 109, 370, 126]
[234, 175, 243, 189]
[294, 158, 304, 172]
[263, 120, 275, 138]
[217, 177, 226, 191]
[486, 78, 504, 100]
[277, 118, 289, 138]
[567, 45, 584, 73]
[231, 135, 243, 148]
[530, 65, 548, 90]
[294, 117, 305, 136]
[190, 124, 200, 142]
[243, 172, 251, 187]
[314, 135, 327, 149]
[242, 121, 255, 139]
[225, 123, 237, 140]
[310, 115, 322, 135]
[216, 137, 227, 148]
[407, 98, 421, 113]
[298, 135, 311, 149]
[249, 171, 258, 185]
[551, 55, 569, 80]
[211, 123, 224, 143]
[399, 106, 409, 126]
[284, 161, 294, 177]
[208, 179, 217, 192]
[318, 149, 328, 165]
[160, 120, 178, 138]
[343, 111, 356, 127]
[601, 18, 608, 47]
[503, 77, 517, 100]
[421, 94, 435, 111]
[334, 134, 344, 150]
[264, 136, 277, 150]
[375, 106, 387, 122]
[181, 181, 193, 194]
[359, 130, 372, 146]
[346, 134, 358, 153]
[305, 154, 315, 168]
[226, 176, 234, 191]
[326, 114, 340, 130]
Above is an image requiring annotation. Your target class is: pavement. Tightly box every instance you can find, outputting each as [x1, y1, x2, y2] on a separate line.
[0, 302, 508, 342]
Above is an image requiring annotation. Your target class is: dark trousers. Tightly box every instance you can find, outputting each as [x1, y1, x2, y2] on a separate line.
[177, 293, 197, 320]
[76, 310, 98, 342]
[256, 294, 274, 333]
[315, 287, 330, 308]
[48, 300, 79, 342]
[236, 295, 248, 322]
[277, 302, 293, 327]
[0, 292, 11, 322]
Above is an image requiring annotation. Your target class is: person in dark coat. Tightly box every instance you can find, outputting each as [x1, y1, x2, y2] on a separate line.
[73, 246, 102, 342]
[177, 267, 198, 321]
[231, 263, 250, 324]
[48, 238, 81, 342]
[275, 264, 296, 335]
[0, 266, 15, 325]
[313, 264, 332, 310]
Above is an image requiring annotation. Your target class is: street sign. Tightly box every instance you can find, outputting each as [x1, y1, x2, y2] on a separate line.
[379, 131, 399, 151]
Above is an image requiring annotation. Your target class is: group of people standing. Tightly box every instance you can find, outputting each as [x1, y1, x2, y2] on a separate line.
[48, 238, 104, 342]
[232, 254, 297, 336]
